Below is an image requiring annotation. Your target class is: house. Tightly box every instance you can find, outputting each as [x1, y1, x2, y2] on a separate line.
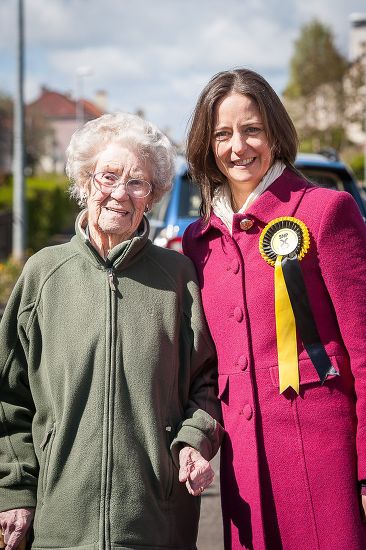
[346, 13, 366, 146]
[27, 87, 106, 173]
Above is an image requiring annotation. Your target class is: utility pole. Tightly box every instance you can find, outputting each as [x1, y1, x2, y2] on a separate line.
[12, 0, 26, 261]
[76, 66, 92, 128]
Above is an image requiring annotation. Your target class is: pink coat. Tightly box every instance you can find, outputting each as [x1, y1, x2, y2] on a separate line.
[183, 169, 366, 550]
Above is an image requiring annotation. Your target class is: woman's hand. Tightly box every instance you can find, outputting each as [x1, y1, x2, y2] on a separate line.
[178, 446, 215, 496]
[0, 508, 34, 550]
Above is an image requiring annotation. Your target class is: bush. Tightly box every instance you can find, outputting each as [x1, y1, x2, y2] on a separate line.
[0, 174, 79, 253]
[0, 258, 22, 312]
[347, 153, 364, 183]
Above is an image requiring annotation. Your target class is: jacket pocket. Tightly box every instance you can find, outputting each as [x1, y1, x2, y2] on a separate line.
[39, 423, 56, 498]
[164, 425, 174, 500]
[269, 356, 342, 388]
[165, 455, 174, 500]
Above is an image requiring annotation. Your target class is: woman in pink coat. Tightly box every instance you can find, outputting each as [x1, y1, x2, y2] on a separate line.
[182, 68, 366, 550]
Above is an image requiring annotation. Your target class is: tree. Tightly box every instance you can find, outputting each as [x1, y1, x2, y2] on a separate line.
[283, 19, 348, 151]
[0, 91, 52, 176]
[284, 19, 347, 99]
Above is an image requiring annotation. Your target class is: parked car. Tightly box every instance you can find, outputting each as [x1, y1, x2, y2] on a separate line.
[295, 152, 366, 219]
[149, 153, 366, 251]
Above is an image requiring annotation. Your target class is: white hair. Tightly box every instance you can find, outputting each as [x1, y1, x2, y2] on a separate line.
[65, 112, 175, 206]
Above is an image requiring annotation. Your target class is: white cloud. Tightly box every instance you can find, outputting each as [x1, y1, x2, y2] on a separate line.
[1, 0, 365, 141]
[49, 47, 145, 80]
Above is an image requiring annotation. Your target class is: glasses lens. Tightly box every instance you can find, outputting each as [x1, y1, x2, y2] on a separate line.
[127, 179, 151, 198]
[92, 173, 151, 197]
[93, 172, 119, 190]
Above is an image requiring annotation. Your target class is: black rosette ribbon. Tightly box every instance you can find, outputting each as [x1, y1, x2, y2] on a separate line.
[259, 217, 338, 394]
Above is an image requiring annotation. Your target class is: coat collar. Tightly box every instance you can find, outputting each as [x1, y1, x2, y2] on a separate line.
[71, 209, 151, 270]
[192, 168, 310, 238]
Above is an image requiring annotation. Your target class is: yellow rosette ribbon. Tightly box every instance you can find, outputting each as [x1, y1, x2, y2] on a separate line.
[274, 253, 299, 393]
[259, 217, 337, 394]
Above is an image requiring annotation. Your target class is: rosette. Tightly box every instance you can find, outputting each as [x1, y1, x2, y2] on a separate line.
[259, 217, 338, 394]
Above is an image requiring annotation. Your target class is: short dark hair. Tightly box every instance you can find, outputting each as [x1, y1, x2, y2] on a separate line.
[186, 68, 299, 220]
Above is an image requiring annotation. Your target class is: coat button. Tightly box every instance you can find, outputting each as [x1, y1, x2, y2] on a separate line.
[241, 404, 253, 420]
[238, 356, 248, 371]
[234, 307, 243, 322]
[230, 259, 239, 274]
[240, 218, 254, 231]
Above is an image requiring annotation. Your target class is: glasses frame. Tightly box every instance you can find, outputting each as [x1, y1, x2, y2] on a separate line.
[90, 171, 152, 198]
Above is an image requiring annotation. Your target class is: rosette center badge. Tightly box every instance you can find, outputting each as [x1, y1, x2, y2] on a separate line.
[259, 216, 309, 265]
[270, 228, 299, 256]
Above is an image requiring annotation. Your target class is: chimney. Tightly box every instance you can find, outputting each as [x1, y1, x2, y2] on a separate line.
[349, 13, 366, 61]
[94, 90, 108, 112]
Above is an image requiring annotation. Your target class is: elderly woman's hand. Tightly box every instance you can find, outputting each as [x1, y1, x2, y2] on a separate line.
[0, 508, 34, 550]
[178, 446, 215, 496]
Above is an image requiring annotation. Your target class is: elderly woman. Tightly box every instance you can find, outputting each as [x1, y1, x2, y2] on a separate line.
[183, 68, 366, 549]
[0, 112, 223, 550]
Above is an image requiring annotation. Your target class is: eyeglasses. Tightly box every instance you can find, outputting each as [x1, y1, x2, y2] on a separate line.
[91, 171, 152, 198]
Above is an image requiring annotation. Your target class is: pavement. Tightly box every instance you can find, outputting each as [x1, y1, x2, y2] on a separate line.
[197, 452, 224, 549]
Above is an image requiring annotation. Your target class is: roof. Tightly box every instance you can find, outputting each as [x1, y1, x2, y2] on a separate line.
[27, 87, 104, 120]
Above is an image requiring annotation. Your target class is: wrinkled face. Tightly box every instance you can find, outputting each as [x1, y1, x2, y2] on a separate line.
[211, 93, 272, 196]
[86, 142, 152, 240]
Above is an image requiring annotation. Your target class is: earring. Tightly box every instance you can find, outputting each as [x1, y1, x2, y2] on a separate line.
[80, 191, 88, 206]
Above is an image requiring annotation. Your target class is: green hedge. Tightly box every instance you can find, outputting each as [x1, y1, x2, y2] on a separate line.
[0, 174, 79, 253]
[348, 153, 364, 182]
[0, 258, 22, 310]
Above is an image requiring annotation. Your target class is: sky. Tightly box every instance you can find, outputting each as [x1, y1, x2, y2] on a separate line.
[0, 0, 365, 144]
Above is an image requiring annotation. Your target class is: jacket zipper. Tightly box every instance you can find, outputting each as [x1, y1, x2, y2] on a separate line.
[85, 239, 117, 549]
[106, 267, 117, 291]
[85, 238, 118, 293]
[100, 267, 117, 550]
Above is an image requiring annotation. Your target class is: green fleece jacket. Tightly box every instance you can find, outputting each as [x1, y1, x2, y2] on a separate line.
[0, 211, 223, 550]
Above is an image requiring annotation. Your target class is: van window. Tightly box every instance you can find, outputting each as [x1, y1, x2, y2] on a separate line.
[300, 169, 345, 191]
[178, 175, 201, 217]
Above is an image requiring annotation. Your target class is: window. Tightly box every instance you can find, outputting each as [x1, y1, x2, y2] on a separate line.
[178, 175, 201, 218]
[300, 169, 345, 191]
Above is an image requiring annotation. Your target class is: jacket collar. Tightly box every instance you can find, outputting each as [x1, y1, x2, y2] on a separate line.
[72, 209, 151, 270]
[193, 168, 310, 238]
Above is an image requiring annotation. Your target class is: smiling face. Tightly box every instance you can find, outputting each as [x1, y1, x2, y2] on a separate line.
[85, 142, 152, 248]
[211, 92, 273, 207]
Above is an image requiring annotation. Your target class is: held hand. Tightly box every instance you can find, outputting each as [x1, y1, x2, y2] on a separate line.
[178, 446, 214, 496]
[362, 495, 366, 522]
[0, 508, 34, 550]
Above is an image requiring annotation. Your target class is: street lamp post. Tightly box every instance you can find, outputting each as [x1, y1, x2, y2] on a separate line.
[12, 0, 26, 262]
[75, 66, 92, 127]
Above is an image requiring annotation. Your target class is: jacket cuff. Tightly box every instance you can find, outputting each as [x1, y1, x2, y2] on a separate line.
[170, 419, 223, 468]
[0, 487, 37, 513]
